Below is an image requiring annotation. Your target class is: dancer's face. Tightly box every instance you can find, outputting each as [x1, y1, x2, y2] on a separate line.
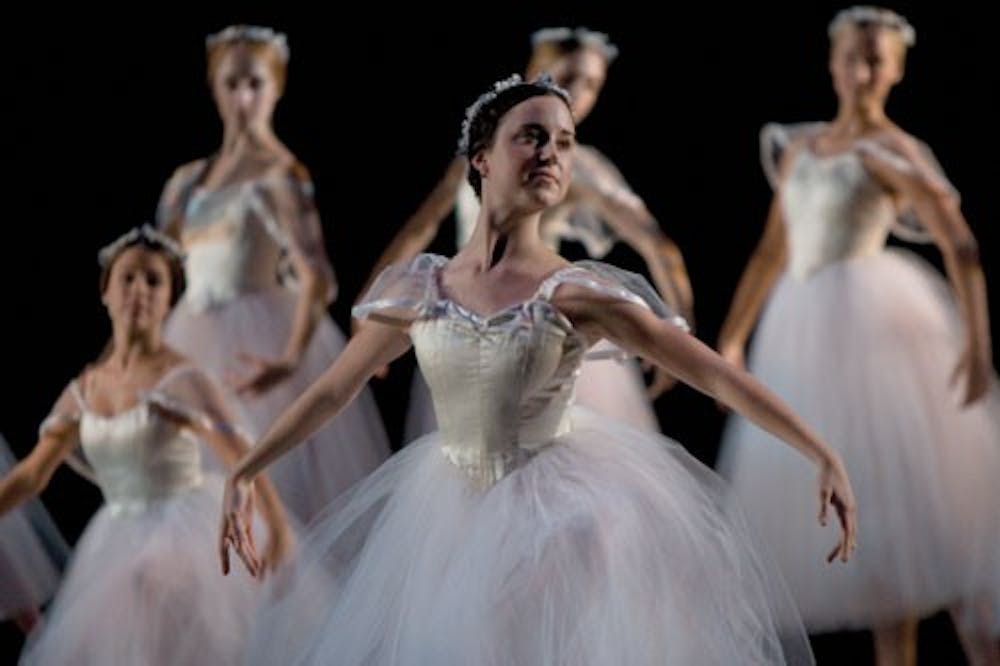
[102, 247, 173, 335]
[211, 45, 281, 130]
[829, 24, 905, 110]
[472, 95, 575, 214]
[545, 48, 608, 123]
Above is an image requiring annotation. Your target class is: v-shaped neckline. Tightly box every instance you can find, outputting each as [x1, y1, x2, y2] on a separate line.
[433, 261, 574, 323]
[74, 364, 195, 420]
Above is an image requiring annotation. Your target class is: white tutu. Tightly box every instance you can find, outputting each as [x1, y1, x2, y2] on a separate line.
[165, 286, 390, 521]
[718, 250, 1000, 632]
[250, 409, 812, 665]
[20, 476, 259, 665]
[574, 340, 660, 431]
[157, 161, 390, 523]
[0, 438, 68, 620]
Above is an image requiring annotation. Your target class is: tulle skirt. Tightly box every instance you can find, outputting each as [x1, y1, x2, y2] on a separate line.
[19, 476, 260, 665]
[0, 439, 68, 619]
[165, 287, 390, 522]
[718, 250, 1000, 632]
[249, 408, 814, 665]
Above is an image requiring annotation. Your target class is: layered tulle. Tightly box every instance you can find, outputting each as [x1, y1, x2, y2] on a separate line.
[718, 250, 1000, 632]
[0, 439, 68, 620]
[20, 476, 260, 665]
[165, 286, 389, 522]
[250, 408, 813, 665]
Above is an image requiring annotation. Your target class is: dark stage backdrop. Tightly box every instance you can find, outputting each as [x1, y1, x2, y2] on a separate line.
[1, 3, 995, 662]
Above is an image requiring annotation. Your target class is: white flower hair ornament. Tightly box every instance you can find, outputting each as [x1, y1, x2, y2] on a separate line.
[206, 24, 290, 62]
[828, 6, 916, 47]
[530, 27, 619, 63]
[98, 224, 186, 268]
[456, 73, 572, 156]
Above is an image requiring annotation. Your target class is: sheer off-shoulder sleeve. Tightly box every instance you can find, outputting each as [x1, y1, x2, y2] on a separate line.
[351, 254, 448, 327]
[759, 122, 827, 190]
[37, 379, 95, 483]
[542, 260, 690, 332]
[856, 137, 960, 243]
[253, 168, 338, 302]
[145, 365, 251, 441]
[38, 381, 84, 440]
[155, 159, 208, 237]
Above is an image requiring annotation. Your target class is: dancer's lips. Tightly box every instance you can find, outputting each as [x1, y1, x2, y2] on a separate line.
[528, 169, 559, 186]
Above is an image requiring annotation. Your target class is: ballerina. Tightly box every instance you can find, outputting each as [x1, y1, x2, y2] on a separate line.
[222, 74, 856, 665]
[715, 7, 1000, 665]
[360, 27, 692, 438]
[0, 226, 291, 664]
[156, 25, 390, 522]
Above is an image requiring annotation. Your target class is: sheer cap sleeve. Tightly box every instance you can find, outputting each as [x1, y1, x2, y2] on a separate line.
[543, 260, 690, 332]
[855, 137, 960, 243]
[573, 145, 643, 210]
[253, 168, 337, 303]
[351, 254, 448, 326]
[759, 122, 827, 190]
[38, 381, 84, 439]
[155, 160, 209, 236]
[37, 378, 97, 483]
[145, 365, 251, 441]
[555, 145, 640, 259]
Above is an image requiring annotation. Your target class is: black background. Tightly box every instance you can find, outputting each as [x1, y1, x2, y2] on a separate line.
[1, 2, 995, 662]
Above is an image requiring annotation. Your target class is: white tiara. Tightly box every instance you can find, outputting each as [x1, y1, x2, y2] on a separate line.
[530, 27, 619, 62]
[206, 24, 290, 62]
[98, 225, 186, 268]
[828, 6, 916, 46]
[457, 73, 571, 155]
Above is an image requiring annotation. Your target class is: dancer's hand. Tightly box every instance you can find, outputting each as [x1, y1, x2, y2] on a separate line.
[951, 344, 992, 408]
[817, 457, 857, 563]
[643, 360, 677, 398]
[259, 520, 294, 580]
[232, 353, 297, 397]
[220, 476, 260, 577]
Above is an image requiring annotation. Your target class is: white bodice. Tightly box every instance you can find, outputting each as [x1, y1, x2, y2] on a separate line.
[355, 255, 685, 485]
[181, 181, 289, 311]
[79, 399, 203, 515]
[41, 366, 239, 515]
[781, 148, 896, 279]
[413, 297, 584, 486]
